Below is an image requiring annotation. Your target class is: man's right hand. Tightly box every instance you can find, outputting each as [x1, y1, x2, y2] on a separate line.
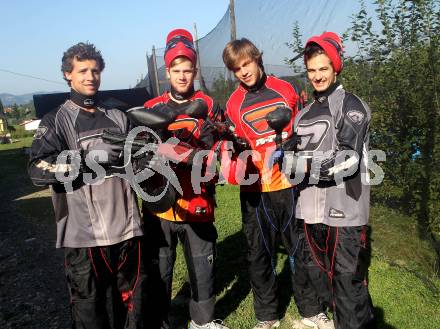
[84, 142, 123, 166]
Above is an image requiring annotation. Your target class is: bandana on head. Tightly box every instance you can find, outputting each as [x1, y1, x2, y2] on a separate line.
[164, 29, 197, 68]
[305, 32, 344, 74]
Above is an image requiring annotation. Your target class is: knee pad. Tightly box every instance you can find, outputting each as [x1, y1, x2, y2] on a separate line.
[187, 252, 215, 301]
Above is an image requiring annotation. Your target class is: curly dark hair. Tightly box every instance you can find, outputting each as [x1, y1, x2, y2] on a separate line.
[304, 42, 326, 63]
[61, 42, 105, 85]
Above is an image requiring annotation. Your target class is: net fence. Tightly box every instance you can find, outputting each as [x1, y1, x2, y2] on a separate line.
[137, 0, 378, 97]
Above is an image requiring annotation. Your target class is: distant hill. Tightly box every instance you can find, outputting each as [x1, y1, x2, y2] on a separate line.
[0, 92, 62, 106]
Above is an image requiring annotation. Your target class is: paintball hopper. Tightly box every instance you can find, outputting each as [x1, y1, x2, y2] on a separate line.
[126, 99, 208, 129]
[266, 106, 292, 132]
[182, 98, 208, 119]
[126, 106, 174, 129]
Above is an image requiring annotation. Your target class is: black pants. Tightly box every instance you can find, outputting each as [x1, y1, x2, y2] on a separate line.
[144, 217, 217, 328]
[240, 187, 319, 321]
[292, 220, 332, 317]
[64, 238, 148, 329]
[298, 224, 374, 329]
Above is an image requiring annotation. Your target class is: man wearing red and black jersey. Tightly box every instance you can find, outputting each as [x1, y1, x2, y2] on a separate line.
[141, 29, 228, 329]
[222, 38, 326, 329]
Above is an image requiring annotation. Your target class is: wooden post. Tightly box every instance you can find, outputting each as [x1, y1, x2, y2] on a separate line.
[151, 46, 160, 96]
[229, 0, 237, 41]
[193, 23, 209, 94]
[227, 0, 237, 81]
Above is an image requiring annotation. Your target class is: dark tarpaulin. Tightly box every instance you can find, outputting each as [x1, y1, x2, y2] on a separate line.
[33, 87, 151, 118]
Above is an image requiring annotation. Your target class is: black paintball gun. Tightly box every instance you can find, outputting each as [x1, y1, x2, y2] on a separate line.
[200, 112, 250, 153]
[265, 106, 298, 167]
[101, 98, 209, 163]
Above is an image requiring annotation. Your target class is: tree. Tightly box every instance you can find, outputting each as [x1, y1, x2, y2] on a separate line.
[342, 0, 440, 234]
[0, 98, 8, 131]
[209, 74, 237, 109]
[287, 0, 440, 234]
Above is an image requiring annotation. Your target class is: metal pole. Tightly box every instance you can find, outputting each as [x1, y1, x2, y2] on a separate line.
[193, 23, 209, 94]
[229, 0, 237, 41]
[151, 46, 160, 96]
[227, 0, 237, 82]
[146, 50, 155, 96]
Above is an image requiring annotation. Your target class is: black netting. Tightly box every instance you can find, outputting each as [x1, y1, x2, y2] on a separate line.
[137, 0, 377, 97]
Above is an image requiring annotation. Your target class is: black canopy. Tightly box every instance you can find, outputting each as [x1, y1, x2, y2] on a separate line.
[33, 88, 151, 118]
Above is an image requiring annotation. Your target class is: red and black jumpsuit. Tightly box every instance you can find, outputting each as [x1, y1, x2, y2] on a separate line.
[224, 73, 319, 321]
[142, 90, 221, 328]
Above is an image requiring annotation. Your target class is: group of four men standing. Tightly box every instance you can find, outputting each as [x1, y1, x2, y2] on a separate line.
[29, 27, 374, 329]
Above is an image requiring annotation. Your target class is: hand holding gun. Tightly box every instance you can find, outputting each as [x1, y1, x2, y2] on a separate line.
[266, 106, 296, 166]
[101, 99, 209, 170]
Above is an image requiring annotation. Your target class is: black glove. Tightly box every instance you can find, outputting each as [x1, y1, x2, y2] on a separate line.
[232, 135, 250, 154]
[83, 142, 123, 166]
[132, 151, 159, 174]
[281, 133, 299, 152]
[199, 120, 220, 149]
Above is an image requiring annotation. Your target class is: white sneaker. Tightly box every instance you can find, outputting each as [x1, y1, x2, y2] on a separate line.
[252, 319, 280, 329]
[301, 313, 334, 329]
[189, 319, 230, 329]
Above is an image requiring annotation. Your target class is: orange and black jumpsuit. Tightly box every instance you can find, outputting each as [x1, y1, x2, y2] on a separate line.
[142, 90, 221, 328]
[224, 73, 317, 321]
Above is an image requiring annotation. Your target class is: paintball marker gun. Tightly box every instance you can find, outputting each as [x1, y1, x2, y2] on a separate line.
[101, 98, 209, 164]
[265, 106, 298, 167]
[266, 106, 298, 152]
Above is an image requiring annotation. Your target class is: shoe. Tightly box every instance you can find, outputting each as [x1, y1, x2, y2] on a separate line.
[301, 313, 334, 329]
[189, 319, 230, 329]
[252, 319, 280, 329]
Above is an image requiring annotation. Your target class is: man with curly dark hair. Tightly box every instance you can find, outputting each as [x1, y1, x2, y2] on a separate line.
[28, 42, 151, 329]
[61, 42, 106, 85]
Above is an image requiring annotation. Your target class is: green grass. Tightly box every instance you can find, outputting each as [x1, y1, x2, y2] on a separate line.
[1, 141, 439, 328]
[0, 136, 33, 151]
[0, 137, 33, 188]
[370, 206, 439, 277]
[169, 186, 440, 328]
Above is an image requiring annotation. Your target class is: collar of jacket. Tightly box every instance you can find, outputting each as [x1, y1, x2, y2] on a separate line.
[240, 71, 267, 93]
[69, 88, 99, 109]
[169, 85, 195, 101]
[313, 81, 341, 103]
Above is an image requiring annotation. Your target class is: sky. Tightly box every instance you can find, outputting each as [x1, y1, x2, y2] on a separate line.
[0, 0, 230, 95]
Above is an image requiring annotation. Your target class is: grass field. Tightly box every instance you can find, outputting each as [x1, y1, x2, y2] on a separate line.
[1, 138, 439, 328]
[172, 185, 440, 329]
[0, 137, 33, 151]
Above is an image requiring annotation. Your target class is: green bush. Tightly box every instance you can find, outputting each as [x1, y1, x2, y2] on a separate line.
[287, 0, 440, 235]
[10, 125, 34, 139]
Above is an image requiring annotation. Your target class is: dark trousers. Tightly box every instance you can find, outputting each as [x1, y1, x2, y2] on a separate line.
[298, 224, 374, 329]
[240, 188, 319, 321]
[144, 217, 217, 328]
[64, 238, 148, 329]
[292, 220, 332, 317]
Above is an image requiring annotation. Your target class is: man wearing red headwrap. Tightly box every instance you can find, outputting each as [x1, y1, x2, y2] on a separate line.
[292, 32, 374, 329]
[141, 29, 228, 329]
